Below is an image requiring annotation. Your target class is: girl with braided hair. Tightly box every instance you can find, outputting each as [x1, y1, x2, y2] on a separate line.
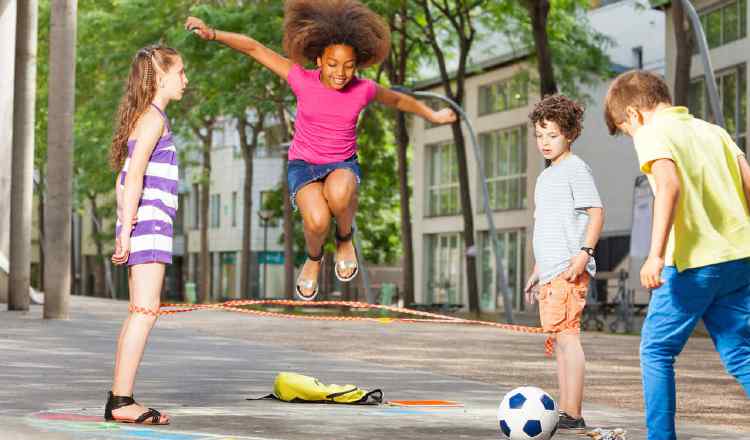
[186, 0, 455, 300]
[106, 44, 188, 424]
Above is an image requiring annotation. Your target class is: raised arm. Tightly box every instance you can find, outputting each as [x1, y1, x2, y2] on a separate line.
[185, 16, 293, 80]
[373, 86, 456, 125]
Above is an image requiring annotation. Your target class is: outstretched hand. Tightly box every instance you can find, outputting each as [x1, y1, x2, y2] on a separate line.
[431, 108, 457, 125]
[185, 16, 214, 40]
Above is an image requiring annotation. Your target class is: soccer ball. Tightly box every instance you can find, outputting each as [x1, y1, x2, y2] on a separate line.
[497, 386, 559, 440]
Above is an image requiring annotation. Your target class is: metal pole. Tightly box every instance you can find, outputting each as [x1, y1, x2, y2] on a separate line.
[679, 0, 724, 127]
[262, 220, 268, 299]
[391, 86, 514, 323]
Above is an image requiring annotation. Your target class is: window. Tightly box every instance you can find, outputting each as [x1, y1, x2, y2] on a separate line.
[688, 64, 747, 151]
[478, 74, 529, 116]
[210, 194, 221, 228]
[479, 229, 526, 311]
[425, 142, 461, 217]
[425, 233, 464, 305]
[699, 0, 747, 49]
[231, 191, 238, 227]
[479, 125, 528, 211]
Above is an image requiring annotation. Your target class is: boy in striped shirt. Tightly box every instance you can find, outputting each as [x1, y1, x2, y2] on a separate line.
[524, 95, 605, 430]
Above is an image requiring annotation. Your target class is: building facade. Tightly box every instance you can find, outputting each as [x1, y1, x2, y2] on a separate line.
[409, 0, 666, 311]
[183, 118, 287, 301]
[663, 0, 748, 153]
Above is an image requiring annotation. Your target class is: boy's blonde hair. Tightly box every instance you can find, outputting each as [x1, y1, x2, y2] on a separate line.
[604, 70, 672, 135]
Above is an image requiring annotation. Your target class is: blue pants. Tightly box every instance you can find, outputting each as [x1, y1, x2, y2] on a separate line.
[640, 258, 750, 440]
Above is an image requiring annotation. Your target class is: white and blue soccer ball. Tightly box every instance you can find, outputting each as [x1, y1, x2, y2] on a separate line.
[497, 386, 559, 440]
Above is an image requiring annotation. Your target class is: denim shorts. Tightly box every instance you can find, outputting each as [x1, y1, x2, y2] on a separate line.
[287, 155, 361, 210]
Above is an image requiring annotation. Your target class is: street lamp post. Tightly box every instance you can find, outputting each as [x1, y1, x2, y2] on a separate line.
[391, 86, 514, 323]
[258, 209, 273, 299]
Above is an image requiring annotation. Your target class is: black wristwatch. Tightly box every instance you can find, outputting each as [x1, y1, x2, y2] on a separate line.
[580, 247, 595, 257]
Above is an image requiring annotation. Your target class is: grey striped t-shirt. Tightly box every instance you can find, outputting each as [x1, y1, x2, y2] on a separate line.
[533, 154, 602, 284]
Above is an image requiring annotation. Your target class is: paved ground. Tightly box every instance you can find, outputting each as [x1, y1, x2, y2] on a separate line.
[0, 295, 746, 440]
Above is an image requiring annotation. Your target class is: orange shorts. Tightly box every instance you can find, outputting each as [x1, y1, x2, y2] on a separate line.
[538, 273, 589, 336]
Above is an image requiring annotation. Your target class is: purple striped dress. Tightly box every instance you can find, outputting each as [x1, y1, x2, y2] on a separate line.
[115, 104, 179, 266]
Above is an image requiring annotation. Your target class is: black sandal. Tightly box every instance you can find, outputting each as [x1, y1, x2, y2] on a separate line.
[296, 249, 323, 301]
[334, 227, 359, 282]
[104, 391, 169, 425]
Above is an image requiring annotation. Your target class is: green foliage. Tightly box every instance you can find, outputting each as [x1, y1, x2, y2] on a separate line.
[33, 0, 613, 269]
[486, 0, 613, 102]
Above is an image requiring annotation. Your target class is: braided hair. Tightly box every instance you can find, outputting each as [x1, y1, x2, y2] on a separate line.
[110, 45, 179, 171]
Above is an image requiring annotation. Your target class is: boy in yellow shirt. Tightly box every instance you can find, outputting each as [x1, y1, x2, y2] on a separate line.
[604, 70, 750, 440]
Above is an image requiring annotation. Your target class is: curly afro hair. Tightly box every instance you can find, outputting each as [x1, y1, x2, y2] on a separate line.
[283, 0, 391, 69]
[529, 94, 585, 142]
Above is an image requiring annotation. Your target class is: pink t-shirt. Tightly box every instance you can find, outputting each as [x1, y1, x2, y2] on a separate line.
[286, 64, 378, 164]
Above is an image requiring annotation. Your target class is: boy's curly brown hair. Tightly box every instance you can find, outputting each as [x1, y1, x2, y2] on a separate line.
[283, 0, 391, 69]
[529, 94, 585, 142]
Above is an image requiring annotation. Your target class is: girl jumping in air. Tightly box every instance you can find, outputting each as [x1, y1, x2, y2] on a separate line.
[186, 0, 455, 300]
[107, 44, 188, 425]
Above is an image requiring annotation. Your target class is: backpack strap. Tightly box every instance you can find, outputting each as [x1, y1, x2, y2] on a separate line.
[355, 389, 383, 405]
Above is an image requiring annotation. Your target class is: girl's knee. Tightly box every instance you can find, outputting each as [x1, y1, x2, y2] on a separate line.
[303, 209, 331, 235]
[326, 186, 356, 211]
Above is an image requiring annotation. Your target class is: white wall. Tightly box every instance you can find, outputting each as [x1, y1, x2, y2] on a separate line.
[577, 0, 665, 235]
[0, 0, 17, 302]
[573, 81, 642, 235]
[589, 0, 666, 73]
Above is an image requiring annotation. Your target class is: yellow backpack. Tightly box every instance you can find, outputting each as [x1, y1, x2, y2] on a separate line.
[251, 372, 382, 405]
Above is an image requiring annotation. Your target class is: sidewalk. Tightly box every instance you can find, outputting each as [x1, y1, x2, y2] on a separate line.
[0, 296, 746, 440]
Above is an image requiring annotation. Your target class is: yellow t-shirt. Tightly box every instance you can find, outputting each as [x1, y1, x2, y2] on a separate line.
[633, 106, 750, 271]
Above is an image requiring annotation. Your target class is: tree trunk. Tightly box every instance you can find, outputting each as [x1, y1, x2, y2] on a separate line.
[44, 0, 77, 319]
[386, 0, 415, 307]
[395, 111, 414, 306]
[277, 104, 295, 299]
[9, 0, 39, 311]
[88, 195, 107, 298]
[672, 0, 693, 107]
[526, 0, 557, 97]
[417, 0, 481, 314]
[198, 132, 212, 304]
[450, 121, 480, 313]
[238, 118, 255, 299]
